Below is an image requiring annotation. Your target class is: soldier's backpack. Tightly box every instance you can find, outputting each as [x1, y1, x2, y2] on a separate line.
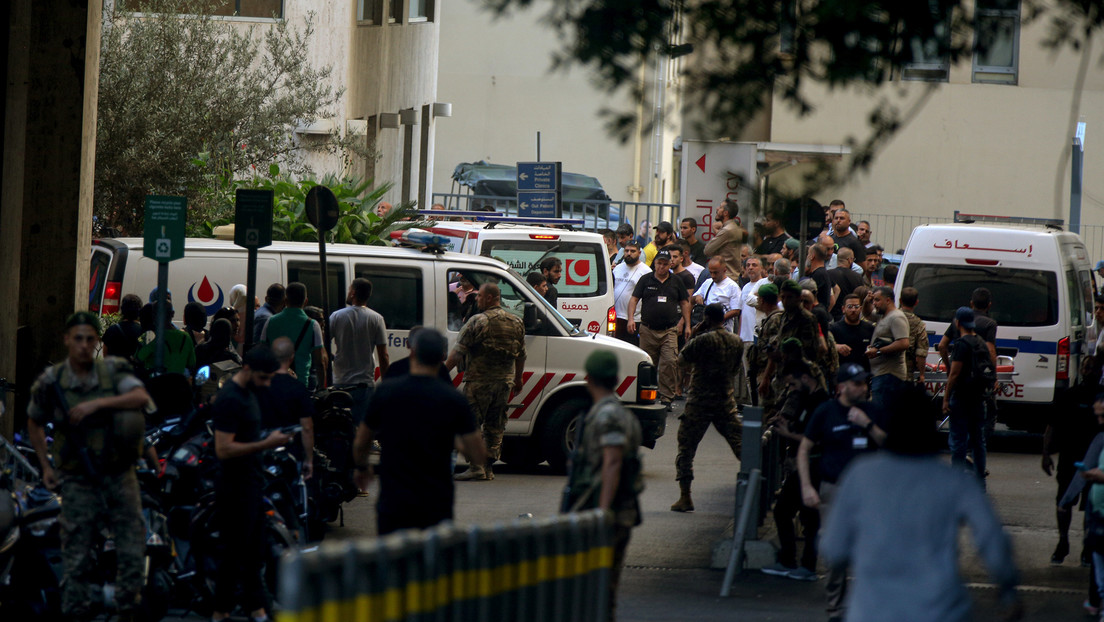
[959, 334, 997, 390]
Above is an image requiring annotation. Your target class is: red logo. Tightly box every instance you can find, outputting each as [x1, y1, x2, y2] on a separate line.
[587, 321, 601, 333]
[565, 259, 591, 286]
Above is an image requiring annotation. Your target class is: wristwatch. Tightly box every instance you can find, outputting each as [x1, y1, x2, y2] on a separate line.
[875, 348, 882, 357]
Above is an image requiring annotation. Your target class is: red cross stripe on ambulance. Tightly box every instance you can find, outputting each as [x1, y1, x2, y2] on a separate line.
[442, 370, 638, 419]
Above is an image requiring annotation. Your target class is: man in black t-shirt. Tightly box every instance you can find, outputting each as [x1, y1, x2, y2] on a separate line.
[352, 329, 485, 535]
[938, 287, 997, 368]
[755, 210, 792, 256]
[210, 345, 292, 622]
[829, 208, 866, 265]
[258, 337, 315, 475]
[540, 257, 562, 308]
[943, 307, 989, 487]
[828, 248, 864, 320]
[627, 249, 691, 407]
[830, 294, 876, 371]
[798, 363, 887, 621]
[805, 242, 836, 311]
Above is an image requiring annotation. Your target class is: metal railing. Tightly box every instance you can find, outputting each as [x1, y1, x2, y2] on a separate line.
[277, 509, 612, 622]
[432, 192, 679, 234]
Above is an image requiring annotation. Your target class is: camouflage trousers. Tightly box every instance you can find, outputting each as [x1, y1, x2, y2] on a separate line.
[59, 469, 145, 617]
[675, 400, 743, 482]
[464, 380, 513, 463]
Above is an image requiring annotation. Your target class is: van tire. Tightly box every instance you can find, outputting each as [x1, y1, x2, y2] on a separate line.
[500, 437, 544, 470]
[539, 397, 589, 473]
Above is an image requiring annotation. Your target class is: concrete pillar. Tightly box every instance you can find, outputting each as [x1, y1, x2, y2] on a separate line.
[1, 0, 101, 438]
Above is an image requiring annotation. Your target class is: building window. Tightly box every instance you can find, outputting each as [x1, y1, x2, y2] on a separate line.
[973, 0, 1020, 84]
[409, 0, 432, 22]
[358, 0, 383, 23]
[901, 8, 951, 82]
[119, 0, 284, 19]
[389, 0, 402, 23]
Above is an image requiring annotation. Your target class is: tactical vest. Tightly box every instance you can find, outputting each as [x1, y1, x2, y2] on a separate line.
[479, 307, 524, 367]
[50, 360, 145, 476]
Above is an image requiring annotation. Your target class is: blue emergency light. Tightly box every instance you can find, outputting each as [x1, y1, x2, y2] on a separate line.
[413, 209, 504, 218]
[475, 215, 584, 229]
[390, 230, 452, 252]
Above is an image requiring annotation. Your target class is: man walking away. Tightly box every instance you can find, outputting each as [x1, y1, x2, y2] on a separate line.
[627, 249, 691, 409]
[898, 286, 929, 384]
[261, 282, 325, 389]
[562, 350, 644, 622]
[613, 241, 651, 346]
[253, 283, 286, 345]
[864, 286, 909, 411]
[102, 294, 144, 360]
[539, 257, 563, 307]
[820, 384, 1021, 622]
[446, 283, 527, 481]
[353, 329, 485, 534]
[943, 307, 992, 487]
[798, 363, 889, 622]
[27, 312, 151, 622]
[671, 304, 744, 512]
[260, 337, 316, 479]
[329, 278, 390, 423]
[210, 345, 293, 622]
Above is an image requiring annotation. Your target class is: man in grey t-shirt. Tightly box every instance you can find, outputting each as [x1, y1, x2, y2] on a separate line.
[329, 278, 390, 422]
[865, 286, 909, 411]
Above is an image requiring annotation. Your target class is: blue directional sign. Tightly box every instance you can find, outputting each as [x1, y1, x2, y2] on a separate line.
[517, 161, 562, 191]
[517, 161, 562, 217]
[517, 191, 559, 219]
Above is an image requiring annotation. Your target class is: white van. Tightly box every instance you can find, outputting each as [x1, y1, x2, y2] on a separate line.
[419, 221, 616, 336]
[89, 237, 664, 468]
[897, 221, 1095, 431]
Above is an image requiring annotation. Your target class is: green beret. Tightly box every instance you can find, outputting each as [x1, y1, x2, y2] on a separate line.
[757, 283, 779, 298]
[585, 349, 619, 381]
[780, 279, 802, 294]
[66, 311, 103, 336]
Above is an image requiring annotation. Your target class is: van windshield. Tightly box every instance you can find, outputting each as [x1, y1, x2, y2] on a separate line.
[480, 240, 608, 297]
[902, 263, 1058, 327]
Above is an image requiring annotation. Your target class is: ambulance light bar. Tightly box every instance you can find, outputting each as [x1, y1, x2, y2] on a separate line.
[475, 215, 585, 229]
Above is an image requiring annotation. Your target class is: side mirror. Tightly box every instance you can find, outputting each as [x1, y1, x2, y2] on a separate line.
[523, 302, 541, 332]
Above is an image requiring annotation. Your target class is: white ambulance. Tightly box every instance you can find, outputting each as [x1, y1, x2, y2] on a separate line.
[897, 216, 1095, 432]
[88, 237, 664, 469]
[418, 217, 617, 336]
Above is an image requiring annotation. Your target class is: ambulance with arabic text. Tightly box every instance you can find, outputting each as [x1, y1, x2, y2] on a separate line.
[896, 215, 1095, 431]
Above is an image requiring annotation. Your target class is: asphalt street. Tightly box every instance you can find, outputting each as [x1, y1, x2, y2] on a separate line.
[167, 402, 1094, 621]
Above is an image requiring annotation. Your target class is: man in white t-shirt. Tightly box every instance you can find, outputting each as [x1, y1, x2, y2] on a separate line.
[692, 258, 741, 332]
[613, 241, 651, 346]
[329, 277, 390, 422]
[739, 256, 771, 343]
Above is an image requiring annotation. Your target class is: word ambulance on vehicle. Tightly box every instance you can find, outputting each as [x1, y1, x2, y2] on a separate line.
[896, 214, 1095, 432]
[417, 216, 617, 336]
[89, 235, 664, 469]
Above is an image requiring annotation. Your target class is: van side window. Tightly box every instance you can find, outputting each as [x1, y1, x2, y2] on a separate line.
[354, 264, 423, 330]
[1067, 269, 1085, 327]
[1078, 269, 1094, 327]
[287, 261, 347, 315]
[446, 269, 526, 331]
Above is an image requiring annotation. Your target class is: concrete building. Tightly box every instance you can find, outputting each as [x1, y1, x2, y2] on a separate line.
[433, 0, 683, 208]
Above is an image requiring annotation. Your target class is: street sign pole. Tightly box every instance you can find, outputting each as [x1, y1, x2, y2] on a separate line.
[235, 189, 274, 353]
[305, 186, 340, 388]
[144, 195, 187, 374]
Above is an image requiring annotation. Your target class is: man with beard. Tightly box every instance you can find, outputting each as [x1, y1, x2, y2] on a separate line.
[613, 241, 651, 345]
[830, 294, 876, 372]
[704, 199, 748, 280]
[628, 249, 691, 409]
[644, 221, 675, 267]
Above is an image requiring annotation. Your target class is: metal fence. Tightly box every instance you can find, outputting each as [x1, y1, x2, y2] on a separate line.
[431, 192, 679, 235]
[276, 509, 612, 622]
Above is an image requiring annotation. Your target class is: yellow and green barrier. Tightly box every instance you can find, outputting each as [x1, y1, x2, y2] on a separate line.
[277, 509, 612, 622]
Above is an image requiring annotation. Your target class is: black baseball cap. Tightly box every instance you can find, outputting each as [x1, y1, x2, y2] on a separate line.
[654, 249, 672, 262]
[837, 363, 871, 384]
[654, 221, 675, 234]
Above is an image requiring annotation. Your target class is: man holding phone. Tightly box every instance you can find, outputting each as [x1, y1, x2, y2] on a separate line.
[258, 336, 315, 478]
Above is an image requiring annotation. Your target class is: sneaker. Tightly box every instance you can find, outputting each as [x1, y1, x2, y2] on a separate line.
[786, 567, 818, 581]
[760, 562, 797, 577]
[1084, 600, 1100, 616]
[454, 466, 488, 481]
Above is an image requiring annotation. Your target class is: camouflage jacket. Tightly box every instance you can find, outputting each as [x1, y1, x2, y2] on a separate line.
[679, 328, 744, 407]
[455, 305, 527, 383]
[567, 395, 644, 528]
[903, 310, 929, 378]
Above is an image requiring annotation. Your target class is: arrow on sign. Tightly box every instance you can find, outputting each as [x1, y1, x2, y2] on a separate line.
[695, 154, 706, 173]
[520, 202, 530, 209]
[519, 173, 529, 181]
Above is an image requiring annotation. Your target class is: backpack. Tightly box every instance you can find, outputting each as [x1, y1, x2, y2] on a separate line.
[959, 334, 997, 389]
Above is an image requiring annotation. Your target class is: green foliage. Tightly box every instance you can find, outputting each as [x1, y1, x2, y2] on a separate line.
[195, 165, 426, 246]
[96, 0, 372, 235]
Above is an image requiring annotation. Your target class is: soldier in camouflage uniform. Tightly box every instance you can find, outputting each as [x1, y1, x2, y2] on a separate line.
[563, 350, 643, 622]
[757, 280, 825, 417]
[899, 286, 929, 383]
[447, 282, 526, 481]
[26, 312, 151, 621]
[671, 304, 744, 512]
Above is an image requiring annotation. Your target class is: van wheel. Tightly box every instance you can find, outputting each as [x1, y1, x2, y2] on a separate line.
[500, 437, 543, 470]
[539, 398, 589, 473]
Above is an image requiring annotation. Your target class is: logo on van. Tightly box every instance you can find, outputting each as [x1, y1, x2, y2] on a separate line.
[188, 276, 225, 316]
[565, 258, 591, 287]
